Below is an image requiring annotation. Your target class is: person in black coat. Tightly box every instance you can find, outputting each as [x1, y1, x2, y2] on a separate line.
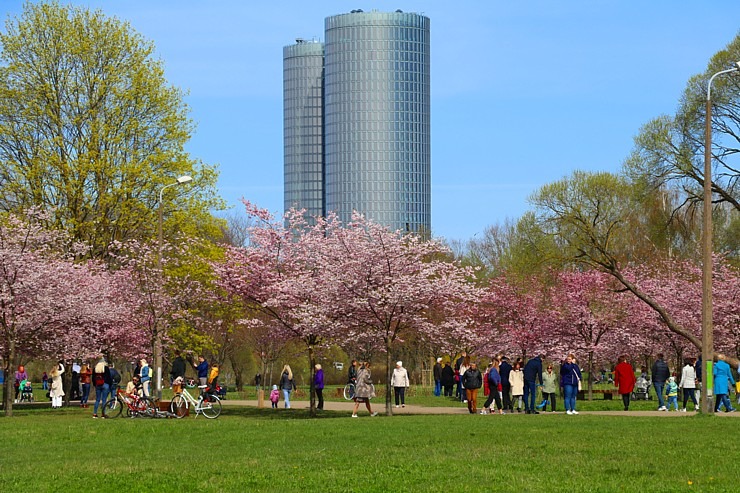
[523, 355, 544, 414]
[170, 350, 187, 388]
[462, 363, 483, 414]
[440, 362, 455, 397]
[651, 353, 670, 411]
[499, 357, 513, 411]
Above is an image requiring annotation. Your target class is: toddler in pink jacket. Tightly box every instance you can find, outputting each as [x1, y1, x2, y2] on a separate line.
[269, 384, 280, 408]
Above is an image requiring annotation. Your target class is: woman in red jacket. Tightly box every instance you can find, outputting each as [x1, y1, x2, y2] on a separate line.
[614, 355, 636, 411]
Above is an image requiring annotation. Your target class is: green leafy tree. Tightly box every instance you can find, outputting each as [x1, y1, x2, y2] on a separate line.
[625, 35, 740, 219]
[0, 2, 222, 257]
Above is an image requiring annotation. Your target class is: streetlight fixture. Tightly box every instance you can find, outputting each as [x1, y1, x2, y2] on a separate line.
[701, 63, 740, 414]
[155, 175, 193, 400]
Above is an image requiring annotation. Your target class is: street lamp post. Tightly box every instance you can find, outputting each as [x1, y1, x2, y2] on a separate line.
[155, 175, 193, 401]
[701, 63, 740, 414]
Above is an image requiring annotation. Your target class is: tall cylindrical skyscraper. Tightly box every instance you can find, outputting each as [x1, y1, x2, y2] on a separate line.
[283, 39, 324, 220]
[323, 11, 431, 234]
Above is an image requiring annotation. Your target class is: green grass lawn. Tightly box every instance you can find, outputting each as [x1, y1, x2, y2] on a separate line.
[2, 405, 739, 492]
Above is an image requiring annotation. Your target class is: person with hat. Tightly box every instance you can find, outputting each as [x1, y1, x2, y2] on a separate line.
[391, 361, 410, 408]
[433, 357, 443, 397]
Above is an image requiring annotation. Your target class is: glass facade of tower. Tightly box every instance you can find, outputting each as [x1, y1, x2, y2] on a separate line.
[283, 11, 431, 234]
[324, 11, 431, 234]
[283, 40, 324, 220]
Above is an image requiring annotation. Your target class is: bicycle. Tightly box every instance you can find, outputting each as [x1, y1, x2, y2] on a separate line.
[102, 389, 157, 419]
[343, 381, 356, 401]
[170, 385, 222, 419]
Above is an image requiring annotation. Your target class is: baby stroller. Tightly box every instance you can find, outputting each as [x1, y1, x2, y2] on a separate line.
[19, 379, 34, 403]
[632, 375, 651, 400]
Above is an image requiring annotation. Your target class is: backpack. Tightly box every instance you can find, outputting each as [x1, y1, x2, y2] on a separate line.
[110, 368, 121, 385]
[93, 373, 105, 387]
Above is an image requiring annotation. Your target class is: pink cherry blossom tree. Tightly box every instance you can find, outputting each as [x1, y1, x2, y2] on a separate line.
[313, 212, 483, 416]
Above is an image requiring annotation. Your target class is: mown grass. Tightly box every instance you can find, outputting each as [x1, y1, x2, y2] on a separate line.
[1, 405, 739, 492]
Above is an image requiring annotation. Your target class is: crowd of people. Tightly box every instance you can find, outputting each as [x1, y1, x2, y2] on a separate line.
[429, 352, 739, 415]
[10, 349, 739, 417]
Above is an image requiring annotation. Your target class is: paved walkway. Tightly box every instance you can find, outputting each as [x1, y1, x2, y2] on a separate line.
[222, 399, 740, 417]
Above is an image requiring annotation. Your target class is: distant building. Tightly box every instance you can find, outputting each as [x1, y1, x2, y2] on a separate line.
[283, 10, 431, 234]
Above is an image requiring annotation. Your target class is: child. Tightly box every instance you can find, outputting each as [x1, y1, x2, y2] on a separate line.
[269, 384, 280, 409]
[665, 376, 679, 411]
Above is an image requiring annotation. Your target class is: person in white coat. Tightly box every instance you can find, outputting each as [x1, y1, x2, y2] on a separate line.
[391, 361, 410, 408]
[49, 362, 65, 408]
[678, 357, 699, 412]
[509, 361, 525, 413]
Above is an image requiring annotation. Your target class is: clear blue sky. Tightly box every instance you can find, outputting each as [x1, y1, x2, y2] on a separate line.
[3, 1, 740, 241]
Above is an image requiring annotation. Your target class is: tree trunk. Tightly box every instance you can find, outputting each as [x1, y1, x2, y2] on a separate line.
[230, 354, 243, 392]
[587, 351, 594, 401]
[385, 341, 393, 416]
[308, 344, 316, 417]
[2, 341, 16, 417]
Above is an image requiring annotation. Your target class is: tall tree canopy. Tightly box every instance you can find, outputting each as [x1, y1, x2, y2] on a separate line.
[0, 2, 222, 257]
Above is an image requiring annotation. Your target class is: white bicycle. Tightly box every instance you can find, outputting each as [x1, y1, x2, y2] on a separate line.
[169, 385, 222, 419]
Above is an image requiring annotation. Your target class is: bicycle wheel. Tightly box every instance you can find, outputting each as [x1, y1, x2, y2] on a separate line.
[141, 397, 158, 418]
[102, 396, 123, 419]
[343, 383, 355, 400]
[200, 395, 222, 419]
[170, 394, 188, 418]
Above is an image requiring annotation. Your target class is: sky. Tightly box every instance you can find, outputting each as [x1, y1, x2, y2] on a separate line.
[2, 1, 740, 242]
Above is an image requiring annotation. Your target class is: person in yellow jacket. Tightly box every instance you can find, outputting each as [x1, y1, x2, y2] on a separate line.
[208, 363, 219, 389]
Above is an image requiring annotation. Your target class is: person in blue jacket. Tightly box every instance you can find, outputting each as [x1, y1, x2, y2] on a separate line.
[713, 357, 736, 413]
[194, 355, 209, 395]
[560, 354, 582, 415]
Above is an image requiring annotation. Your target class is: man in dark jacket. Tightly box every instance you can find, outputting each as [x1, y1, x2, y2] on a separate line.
[651, 353, 670, 411]
[440, 362, 455, 397]
[433, 358, 443, 397]
[462, 362, 482, 414]
[523, 355, 544, 414]
[499, 357, 513, 412]
[170, 350, 186, 388]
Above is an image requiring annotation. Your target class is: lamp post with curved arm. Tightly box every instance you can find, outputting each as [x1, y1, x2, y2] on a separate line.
[155, 175, 193, 400]
[701, 63, 740, 413]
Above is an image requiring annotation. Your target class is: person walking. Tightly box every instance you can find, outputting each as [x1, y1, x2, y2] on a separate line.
[455, 351, 467, 401]
[614, 355, 636, 411]
[713, 357, 736, 413]
[462, 362, 483, 414]
[542, 364, 558, 412]
[279, 364, 296, 409]
[560, 354, 582, 415]
[49, 362, 65, 409]
[314, 364, 325, 411]
[433, 357, 443, 397]
[458, 355, 470, 403]
[269, 384, 280, 408]
[665, 376, 679, 411]
[440, 361, 454, 397]
[679, 357, 699, 412]
[499, 356, 513, 412]
[352, 362, 378, 417]
[42, 371, 49, 391]
[14, 365, 28, 403]
[523, 354, 544, 414]
[92, 358, 112, 418]
[651, 353, 670, 411]
[391, 361, 410, 408]
[509, 361, 524, 413]
[79, 363, 92, 408]
[482, 360, 504, 414]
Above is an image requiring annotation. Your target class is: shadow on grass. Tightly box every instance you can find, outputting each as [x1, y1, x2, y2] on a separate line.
[222, 406, 349, 420]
